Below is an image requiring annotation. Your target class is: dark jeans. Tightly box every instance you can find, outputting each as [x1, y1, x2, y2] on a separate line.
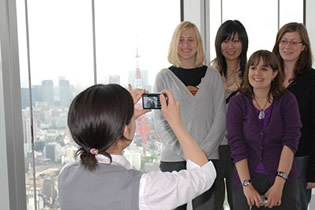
[296, 156, 312, 210]
[213, 145, 234, 210]
[232, 172, 300, 210]
[160, 160, 217, 210]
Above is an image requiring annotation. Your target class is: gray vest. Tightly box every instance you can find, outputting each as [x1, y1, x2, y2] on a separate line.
[59, 162, 143, 210]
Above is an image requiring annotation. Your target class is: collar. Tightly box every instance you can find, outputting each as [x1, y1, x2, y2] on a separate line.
[95, 154, 132, 169]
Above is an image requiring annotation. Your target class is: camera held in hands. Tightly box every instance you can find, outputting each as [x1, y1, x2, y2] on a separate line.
[261, 195, 268, 205]
[142, 93, 168, 109]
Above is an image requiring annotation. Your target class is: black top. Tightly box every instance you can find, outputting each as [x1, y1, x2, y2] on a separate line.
[288, 68, 315, 182]
[169, 65, 207, 87]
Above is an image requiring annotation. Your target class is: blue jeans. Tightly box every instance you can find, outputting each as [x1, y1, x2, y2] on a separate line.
[296, 156, 312, 210]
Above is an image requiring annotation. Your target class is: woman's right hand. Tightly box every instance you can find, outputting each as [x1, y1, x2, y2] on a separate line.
[243, 184, 264, 208]
[160, 89, 181, 127]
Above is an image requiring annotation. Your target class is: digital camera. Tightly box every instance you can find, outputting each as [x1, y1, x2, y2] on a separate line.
[142, 93, 168, 109]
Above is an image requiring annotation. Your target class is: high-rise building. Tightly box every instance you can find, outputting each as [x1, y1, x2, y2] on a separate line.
[41, 80, 54, 105]
[59, 78, 72, 107]
[44, 142, 62, 163]
[43, 178, 57, 205]
[32, 85, 43, 103]
[22, 109, 32, 154]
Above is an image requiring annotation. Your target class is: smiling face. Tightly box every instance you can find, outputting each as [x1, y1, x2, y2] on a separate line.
[279, 31, 305, 64]
[221, 33, 242, 62]
[178, 28, 198, 64]
[248, 58, 278, 92]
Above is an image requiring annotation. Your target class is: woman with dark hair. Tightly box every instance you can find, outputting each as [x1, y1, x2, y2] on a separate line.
[212, 20, 248, 89]
[59, 84, 216, 210]
[227, 50, 301, 209]
[154, 20, 226, 210]
[272, 22, 315, 210]
[210, 19, 248, 210]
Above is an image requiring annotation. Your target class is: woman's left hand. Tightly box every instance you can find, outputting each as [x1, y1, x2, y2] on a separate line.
[265, 178, 285, 208]
[128, 84, 150, 119]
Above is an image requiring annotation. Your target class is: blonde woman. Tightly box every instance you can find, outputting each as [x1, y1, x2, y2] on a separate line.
[154, 21, 226, 210]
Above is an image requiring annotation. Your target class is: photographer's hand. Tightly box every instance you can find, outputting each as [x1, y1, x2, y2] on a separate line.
[160, 89, 181, 125]
[128, 84, 150, 119]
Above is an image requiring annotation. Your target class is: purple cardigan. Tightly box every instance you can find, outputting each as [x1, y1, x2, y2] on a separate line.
[227, 91, 302, 186]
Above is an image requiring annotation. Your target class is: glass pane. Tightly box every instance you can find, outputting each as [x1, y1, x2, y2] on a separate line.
[279, 0, 303, 27]
[221, 0, 278, 55]
[209, 0, 304, 62]
[17, 0, 180, 209]
[209, 0, 222, 61]
[95, 0, 180, 171]
[17, 0, 94, 209]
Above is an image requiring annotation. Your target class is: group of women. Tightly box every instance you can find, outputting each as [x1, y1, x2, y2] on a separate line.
[154, 20, 314, 210]
[58, 20, 315, 210]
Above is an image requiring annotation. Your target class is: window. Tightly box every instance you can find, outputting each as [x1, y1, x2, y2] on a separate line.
[209, 0, 302, 61]
[16, 0, 180, 209]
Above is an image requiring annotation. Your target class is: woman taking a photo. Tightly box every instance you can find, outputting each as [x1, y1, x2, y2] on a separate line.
[59, 84, 216, 210]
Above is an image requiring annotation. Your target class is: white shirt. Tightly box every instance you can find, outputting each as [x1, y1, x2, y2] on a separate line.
[96, 154, 216, 210]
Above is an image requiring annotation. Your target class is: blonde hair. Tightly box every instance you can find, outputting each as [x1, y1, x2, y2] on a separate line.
[168, 21, 205, 67]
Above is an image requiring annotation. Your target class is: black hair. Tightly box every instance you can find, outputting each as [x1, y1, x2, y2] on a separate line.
[213, 20, 248, 78]
[67, 84, 134, 170]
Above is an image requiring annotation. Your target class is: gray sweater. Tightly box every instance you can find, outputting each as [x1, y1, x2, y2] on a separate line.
[59, 162, 143, 210]
[153, 67, 226, 161]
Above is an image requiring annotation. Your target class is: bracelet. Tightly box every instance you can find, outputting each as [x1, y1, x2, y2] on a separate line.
[277, 171, 288, 180]
[242, 179, 252, 187]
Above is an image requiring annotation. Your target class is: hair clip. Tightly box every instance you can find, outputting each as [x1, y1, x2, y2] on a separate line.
[89, 148, 99, 155]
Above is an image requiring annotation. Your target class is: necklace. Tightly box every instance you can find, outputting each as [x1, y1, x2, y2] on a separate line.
[254, 97, 269, 120]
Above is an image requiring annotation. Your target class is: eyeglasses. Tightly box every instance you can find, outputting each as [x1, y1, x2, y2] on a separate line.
[279, 39, 303, 46]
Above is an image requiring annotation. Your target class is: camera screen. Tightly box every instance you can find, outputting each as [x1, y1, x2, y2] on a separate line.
[142, 94, 161, 109]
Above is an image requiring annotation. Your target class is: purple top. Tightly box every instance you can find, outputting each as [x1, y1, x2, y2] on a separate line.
[227, 91, 302, 186]
[254, 105, 273, 174]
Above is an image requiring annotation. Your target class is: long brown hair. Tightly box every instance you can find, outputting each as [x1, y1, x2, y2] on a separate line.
[272, 22, 313, 78]
[240, 50, 286, 99]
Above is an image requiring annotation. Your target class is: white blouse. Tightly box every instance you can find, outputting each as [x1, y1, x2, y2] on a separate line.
[96, 154, 216, 210]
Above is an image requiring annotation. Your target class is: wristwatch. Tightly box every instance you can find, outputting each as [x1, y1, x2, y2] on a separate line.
[277, 171, 288, 180]
[242, 179, 252, 187]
